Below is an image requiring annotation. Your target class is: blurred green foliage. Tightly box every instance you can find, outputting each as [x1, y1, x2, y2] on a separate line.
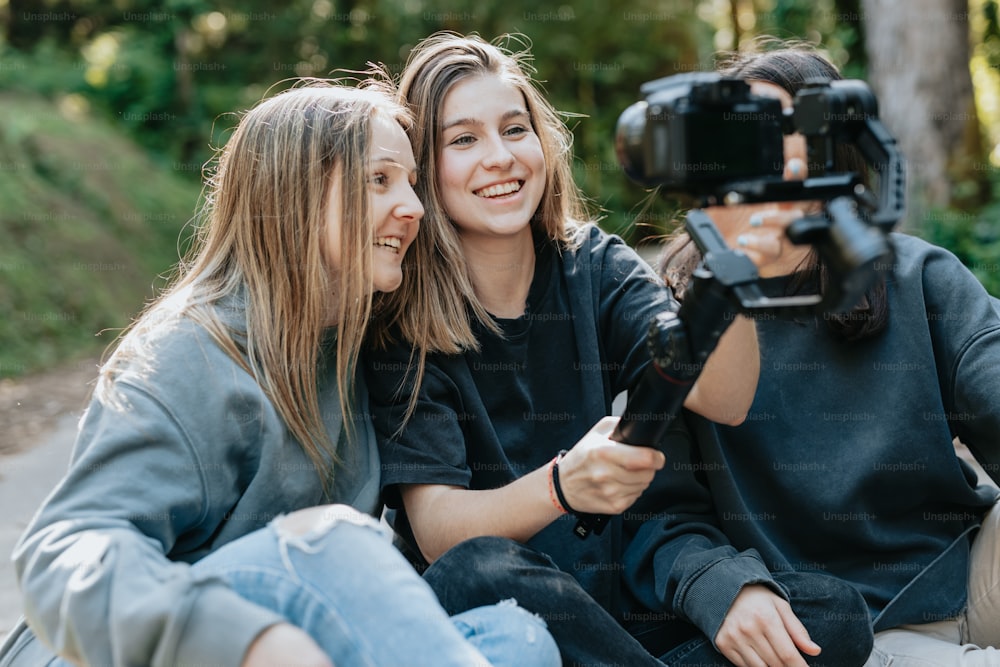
[920, 169, 1000, 296]
[0, 91, 199, 375]
[4, 0, 870, 242]
[0, 0, 997, 378]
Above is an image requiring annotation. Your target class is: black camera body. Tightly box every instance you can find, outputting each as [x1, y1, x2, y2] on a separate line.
[615, 73, 786, 192]
[615, 70, 904, 314]
[615, 72, 899, 221]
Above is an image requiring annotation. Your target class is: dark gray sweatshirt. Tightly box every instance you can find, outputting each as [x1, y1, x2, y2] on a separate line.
[623, 233, 1000, 643]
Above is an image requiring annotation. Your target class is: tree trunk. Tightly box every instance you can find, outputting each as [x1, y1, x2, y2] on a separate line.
[860, 0, 984, 224]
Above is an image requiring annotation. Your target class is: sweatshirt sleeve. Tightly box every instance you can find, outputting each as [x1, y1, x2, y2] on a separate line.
[588, 227, 680, 395]
[916, 242, 1000, 485]
[14, 379, 284, 667]
[623, 418, 786, 644]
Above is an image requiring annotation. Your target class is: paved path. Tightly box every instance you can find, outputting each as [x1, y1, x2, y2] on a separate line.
[0, 413, 79, 643]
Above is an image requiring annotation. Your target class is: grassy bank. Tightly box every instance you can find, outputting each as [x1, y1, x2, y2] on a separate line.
[0, 92, 201, 377]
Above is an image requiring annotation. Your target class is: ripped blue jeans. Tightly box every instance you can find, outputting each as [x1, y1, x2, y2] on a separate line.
[193, 504, 559, 667]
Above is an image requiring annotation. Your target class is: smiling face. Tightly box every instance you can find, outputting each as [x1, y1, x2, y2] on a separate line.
[435, 74, 546, 244]
[325, 113, 423, 295]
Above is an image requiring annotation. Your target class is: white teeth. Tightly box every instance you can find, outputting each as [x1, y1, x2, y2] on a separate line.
[475, 181, 522, 198]
[375, 237, 401, 251]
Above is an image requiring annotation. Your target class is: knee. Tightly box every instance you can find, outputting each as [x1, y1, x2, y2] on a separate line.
[463, 600, 561, 667]
[274, 504, 379, 538]
[428, 536, 559, 583]
[423, 537, 566, 609]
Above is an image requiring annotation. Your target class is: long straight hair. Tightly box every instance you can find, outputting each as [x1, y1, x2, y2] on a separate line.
[100, 82, 411, 486]
[370, 32, 598, 421]
[379, 32, 595, 337]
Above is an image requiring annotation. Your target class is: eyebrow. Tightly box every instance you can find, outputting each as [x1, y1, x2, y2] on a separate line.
[370, 156, 418, 176]
[441, 108, 529, 132]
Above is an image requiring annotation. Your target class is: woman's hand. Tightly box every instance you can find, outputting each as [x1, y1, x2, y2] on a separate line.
[721, 206, 807, 278]
[715, 585, 821, 667]
[556, 417, 665, 515]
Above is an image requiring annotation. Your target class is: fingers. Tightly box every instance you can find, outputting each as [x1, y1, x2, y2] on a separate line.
[732, 208, 803, 271]
[784, 157, 807, 181]
[735, 230, 783, 259]
[716, 586, 813, 667]
[558, 417, 666, 514]
[778, 601, 822, 657]
[577, 417, 666, 470]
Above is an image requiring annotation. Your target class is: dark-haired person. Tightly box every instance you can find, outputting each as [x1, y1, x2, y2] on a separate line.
[625, 44, 1000, 666]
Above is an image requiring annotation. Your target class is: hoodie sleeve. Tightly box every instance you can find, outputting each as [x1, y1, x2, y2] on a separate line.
[14, 371, 284, 667]
[623, 417, 786, 645]
[911, 239, 1000, 485]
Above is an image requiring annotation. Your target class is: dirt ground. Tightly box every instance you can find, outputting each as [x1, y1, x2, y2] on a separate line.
[0, 357, 101, 457]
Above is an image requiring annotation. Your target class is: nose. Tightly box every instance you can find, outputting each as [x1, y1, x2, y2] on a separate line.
[397, 183, 424, 223]
[482, 135, 515, 170]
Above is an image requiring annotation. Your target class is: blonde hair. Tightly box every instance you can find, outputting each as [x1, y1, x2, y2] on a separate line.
[101, 81, 413, 488]
[375, 32, 594, 354]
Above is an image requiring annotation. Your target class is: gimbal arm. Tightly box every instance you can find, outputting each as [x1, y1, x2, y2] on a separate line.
[569, 212, 758, 538]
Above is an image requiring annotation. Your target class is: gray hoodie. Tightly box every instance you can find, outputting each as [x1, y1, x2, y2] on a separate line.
[1, 304, 379, 666]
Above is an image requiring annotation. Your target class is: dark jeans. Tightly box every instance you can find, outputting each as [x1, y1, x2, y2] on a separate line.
[645, 571, 874, 667]
[423, 536, 874, 667]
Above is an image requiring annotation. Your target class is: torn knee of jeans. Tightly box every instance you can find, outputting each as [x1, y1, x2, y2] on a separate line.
[271, 505, 382, 577]
[497, 597, 551, 630]
[273, 504, 382, 543]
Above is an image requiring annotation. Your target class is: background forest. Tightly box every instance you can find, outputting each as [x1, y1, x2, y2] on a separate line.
[2, 0, 1000, 376]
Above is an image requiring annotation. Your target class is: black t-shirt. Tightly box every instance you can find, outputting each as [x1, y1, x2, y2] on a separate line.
[366, 224, 679, 615]
[467, 238, 589, 482]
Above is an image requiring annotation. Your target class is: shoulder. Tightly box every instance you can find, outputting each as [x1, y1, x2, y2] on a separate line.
[887, 233, 1000, 345]
[890, 233, 970, 276]
[104, 310, 270, 426]
[563, 223, 660, 281]
[567, 223, 629, 257]
[888, 233, 990, 299]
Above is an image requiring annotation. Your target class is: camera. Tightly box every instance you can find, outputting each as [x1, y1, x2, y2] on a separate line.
[612, 72, 905, 443]
[614, 72, 899, 210]
[614, 71, 905, 314]
[615, 73, 786, 192]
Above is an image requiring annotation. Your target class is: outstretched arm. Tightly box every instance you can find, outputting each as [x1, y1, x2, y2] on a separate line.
[402, 417, 664, 562]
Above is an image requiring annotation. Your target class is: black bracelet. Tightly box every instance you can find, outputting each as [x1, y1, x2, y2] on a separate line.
[551, 449, 576, 515]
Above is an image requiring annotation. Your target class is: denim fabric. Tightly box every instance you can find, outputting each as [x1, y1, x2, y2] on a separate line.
[652, 571, 874, 667]
[193, 507, 560, 667]
[423, 536, 666, 667]
[422, 535, 874, 667]
[1, 508, 560, 667]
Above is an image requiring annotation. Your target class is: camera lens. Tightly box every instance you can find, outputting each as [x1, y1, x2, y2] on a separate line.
[615, 100, 651, 185]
